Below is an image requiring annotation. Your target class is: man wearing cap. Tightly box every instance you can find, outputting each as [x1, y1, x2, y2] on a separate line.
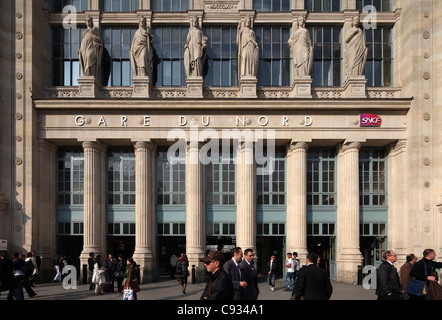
[200, 251, 234, 300]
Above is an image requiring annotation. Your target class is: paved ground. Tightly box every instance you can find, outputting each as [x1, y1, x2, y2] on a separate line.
[0, 277, 376, 301]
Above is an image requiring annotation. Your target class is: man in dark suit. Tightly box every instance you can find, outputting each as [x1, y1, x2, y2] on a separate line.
[240, 249, 259, 300]
[292, 252, 333, 300]
[266, 255, 278, 292]
[223, 247, 246, 300]
[376, 250, 402, 300]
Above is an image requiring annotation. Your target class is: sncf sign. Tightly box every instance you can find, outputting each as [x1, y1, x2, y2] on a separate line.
[360, 114, 382, 127]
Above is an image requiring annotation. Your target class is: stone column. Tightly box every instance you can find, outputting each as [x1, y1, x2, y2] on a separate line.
[37, 139, 57, 282]
[80, 141, 105, 272]
[387, 140, 408, 263]
[132, 141, 155, 283]
[336, 141, 363, 284]
[236, 141, 256, 253]
[185, 141, 206, 282]
[286, 141, 309, 264]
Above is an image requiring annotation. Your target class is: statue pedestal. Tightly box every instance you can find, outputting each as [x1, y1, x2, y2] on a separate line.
[239, 76, 257, 98]
[78, 76, 101, 98]
[186, 76, 204, 98]
[291, 76, 312, 98]
[132, 76, 151, 98]
[343, 76, 367, 98]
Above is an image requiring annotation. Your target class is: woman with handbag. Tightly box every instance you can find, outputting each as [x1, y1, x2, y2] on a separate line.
[176, 254, 189, 294]
[122, 257, 140, 300]
[92, 255, 107, 295]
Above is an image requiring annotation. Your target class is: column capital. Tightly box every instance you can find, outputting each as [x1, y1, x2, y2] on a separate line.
[134, 141, 154, 152]
[338, 141, 362, 152]
[37, 139, 57, 152]
[287, 140, 310, 155]
[81, 140, 103, 151]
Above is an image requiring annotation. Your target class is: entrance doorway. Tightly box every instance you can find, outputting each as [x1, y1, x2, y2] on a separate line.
[307, 236, 336, 280]
[56, 235, 83, 277]
[256, 236, 284, 276]
[157, 236, 186, 276]
[107, 236, 135, 259]
[360, 236, 386, 269]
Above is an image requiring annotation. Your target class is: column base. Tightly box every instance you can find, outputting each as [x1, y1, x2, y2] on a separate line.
[78, 76, 101, 98]
[343, 76, 367, 98]
[186, 249, 206, 283]
[132, 76, 151, 98]
[290, 76, 312, 98]
[336, 249, 363, 284]
[186, 76, 204, 98]
[132, 251, 155, 283]
[239, 76, 257, 98]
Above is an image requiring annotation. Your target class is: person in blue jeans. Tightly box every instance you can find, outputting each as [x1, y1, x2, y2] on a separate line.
[283, 252, 295, 291]
[267, 255, 277, 291]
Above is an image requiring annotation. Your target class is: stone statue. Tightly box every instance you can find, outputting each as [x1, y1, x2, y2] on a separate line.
[344, 15, 368, 81]
[79, 16, 103, 80]
[184, 17, 208, 78]
[237, 17, 259, 78]
[288, 16, 313, 78]
[130, 17, 154, 77]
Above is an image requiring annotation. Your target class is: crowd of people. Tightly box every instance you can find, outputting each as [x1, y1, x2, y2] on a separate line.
[86, 252, 140, 300]
[0, 250, 40, 300]
[3, 247, 442, 301]
[376, 248, 442, 300]
[172, 247, 333, 300]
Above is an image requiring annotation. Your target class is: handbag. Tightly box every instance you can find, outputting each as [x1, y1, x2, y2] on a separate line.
[123, 287, 134, 300]
[405, 262, 428, 296]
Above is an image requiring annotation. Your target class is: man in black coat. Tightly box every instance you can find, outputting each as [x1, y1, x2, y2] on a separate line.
[292, 252, 333, 300]
[266, 255, 278, 292]
[200, 251, 233, 300]
[409, 249, 442, 300]
[239, 249, 259, 300]
[376, 250, 402, 300]
[223, 247, 246, 300]
[0, 252, 20, 300]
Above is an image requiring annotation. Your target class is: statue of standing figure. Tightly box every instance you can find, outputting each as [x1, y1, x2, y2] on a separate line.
[184, 17, 208, 78]
[237, 17, 259, 78]
[288, 16, 313, 78]
[344, 15, 368, 81]
[130, 17, 154, 78]
[79, 16, 103, 80]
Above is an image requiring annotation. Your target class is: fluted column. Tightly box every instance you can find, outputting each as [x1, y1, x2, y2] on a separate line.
[37, 139, 57, 282]
[80, 141, 105, 270]
[336, 141, 363, 284]
[186, 141, 205, 282]
[236, 141, 256, 253]
[286, 141, 309, 264]
[133, 141, 155, 283]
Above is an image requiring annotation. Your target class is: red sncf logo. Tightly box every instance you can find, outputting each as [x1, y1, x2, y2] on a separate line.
[360, 114, 382, 127]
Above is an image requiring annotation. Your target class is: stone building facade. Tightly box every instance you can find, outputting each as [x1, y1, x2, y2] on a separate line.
[0, 0, 441, 285]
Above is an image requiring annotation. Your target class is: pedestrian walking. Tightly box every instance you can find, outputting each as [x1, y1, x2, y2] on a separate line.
[7, 253, 25, 300]
[283, 252, 295, 291]
[292, 252, 333, 300]
[266, 255, 277, 292]
[239, 249, 259, 300]
[92, 255, 107, 296]
[53, 253, 61, 283]
[170, 254, 178, 280]
[409, 249, 442, 300]
[31, 250, 41, 286]
[176, 254, 189, 294]
[399, 253, 417, 300]
[223, 247, 246, 300]
[292, 252, 300, 280]
[106, 253, 116, 292]
[88, 252, 95, 291]
[122, 257, 140, 300]
[376, 250, 402, 300]
[200, 250, 233, 300]
[0, 252, 20, 300]
[115, 253, 127, 294]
